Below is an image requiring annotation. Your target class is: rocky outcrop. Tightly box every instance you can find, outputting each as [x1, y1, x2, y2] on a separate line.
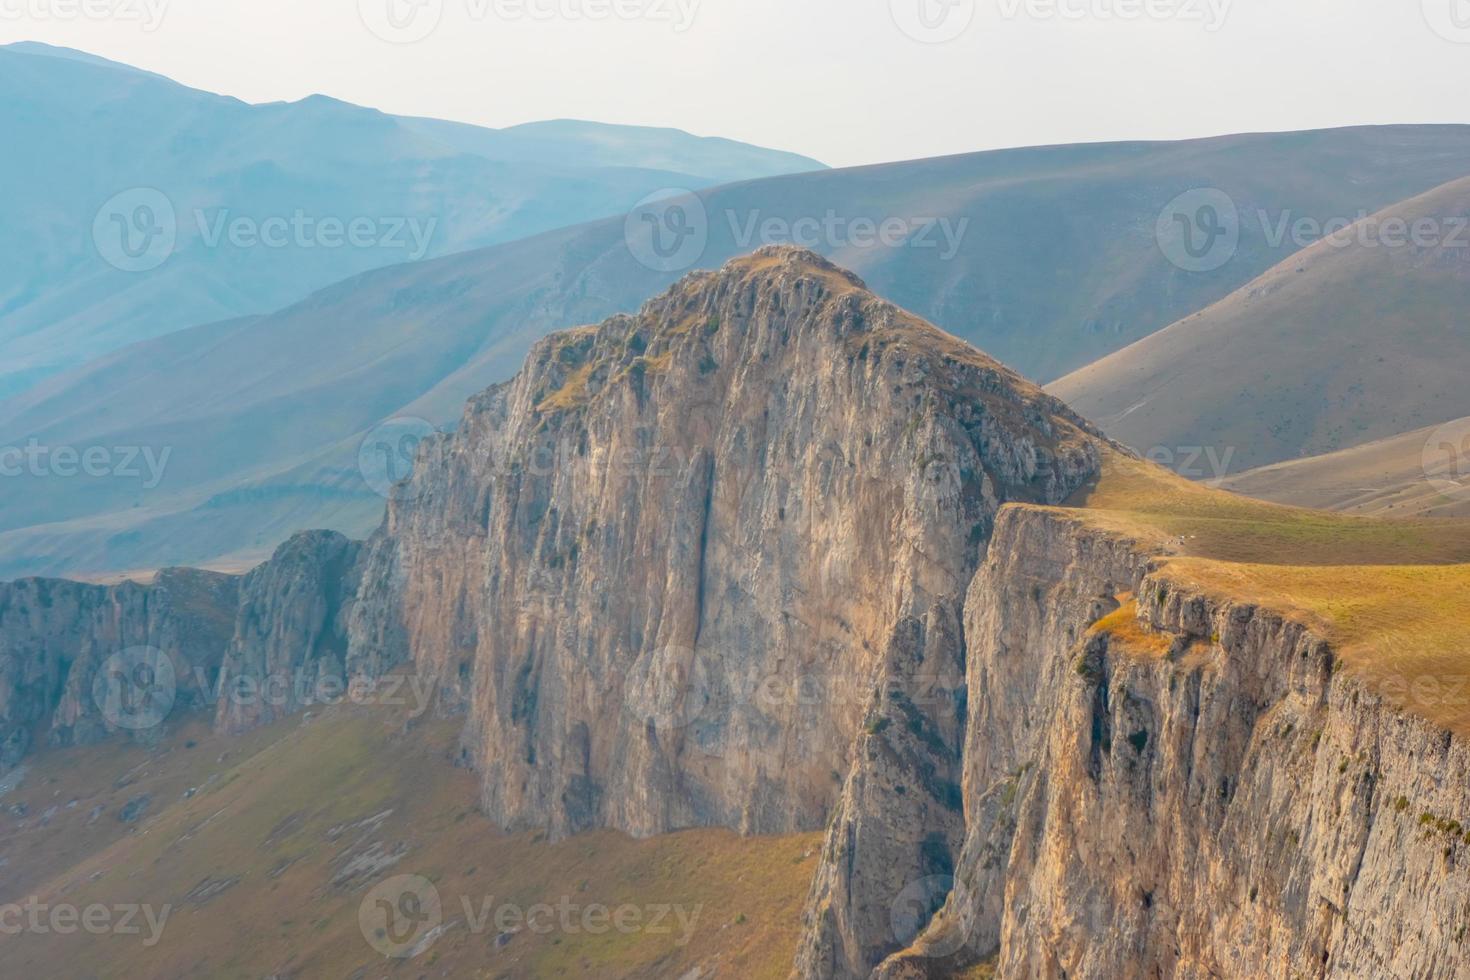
[355, 246, 1104, 976]
[213, 530, 365, 734]
[0, 568, 239, 771]
[878, 505, 1470, 979]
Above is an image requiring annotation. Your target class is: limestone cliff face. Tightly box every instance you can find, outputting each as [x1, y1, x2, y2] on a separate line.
[0, 568, 239, 771]
[878, 505, 1470, 980]
[214, 530, 364, 734]
[360, 246, 1104, 973]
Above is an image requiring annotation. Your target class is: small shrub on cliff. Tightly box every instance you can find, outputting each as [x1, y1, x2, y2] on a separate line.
[1395, 796, 1410, 813]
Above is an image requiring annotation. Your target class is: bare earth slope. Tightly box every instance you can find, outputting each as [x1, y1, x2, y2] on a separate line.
[1219, 415, 1470, 518]
[1051, 175, 1470, 473]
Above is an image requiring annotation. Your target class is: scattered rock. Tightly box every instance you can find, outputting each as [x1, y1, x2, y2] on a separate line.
[117, 794, 152, 823]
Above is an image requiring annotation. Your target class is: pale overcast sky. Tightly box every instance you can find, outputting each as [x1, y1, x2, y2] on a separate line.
[3, 0, 1469, 168]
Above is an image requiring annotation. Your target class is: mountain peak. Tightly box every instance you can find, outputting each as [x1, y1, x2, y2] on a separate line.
[723, 244, 868, 290]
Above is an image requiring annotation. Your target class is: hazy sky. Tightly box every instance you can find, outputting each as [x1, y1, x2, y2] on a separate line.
[3, 0, 1469, 167]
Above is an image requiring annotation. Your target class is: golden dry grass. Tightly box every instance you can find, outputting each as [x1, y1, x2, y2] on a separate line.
[536, 362, 597, 413]
[1070, 451, 1470, 566]
[1090, 596, 1175, 659]
[1066, 450, 1470, 735]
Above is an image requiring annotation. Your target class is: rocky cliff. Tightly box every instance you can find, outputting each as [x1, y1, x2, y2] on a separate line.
[877, 504, 1470, 979]
[213, 530, 365, 734]
[0, 568, 238, 770]
[351, 247, 1104, 974]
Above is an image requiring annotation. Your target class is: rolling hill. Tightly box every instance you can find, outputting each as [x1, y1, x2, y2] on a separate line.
[5, 126, 1470, 577]
[0, 42, 822, 397]
[1217, 414, 1470, 518]
[1050, 175, 1470, 474]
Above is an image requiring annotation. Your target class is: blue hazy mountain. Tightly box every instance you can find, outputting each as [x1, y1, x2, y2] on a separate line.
[2, 125, 1469, 579]
[0, 42, 823, 397]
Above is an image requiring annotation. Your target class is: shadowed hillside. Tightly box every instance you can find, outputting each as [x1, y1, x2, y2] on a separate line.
[1052, 175, 1470, 473]
[6, 126, 1470, 577]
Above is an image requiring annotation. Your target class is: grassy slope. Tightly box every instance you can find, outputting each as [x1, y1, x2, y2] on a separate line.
[1064, 452, 1470, 736]
[0, 702, 820, 979]
[1051, 174, 1470, 473]
[1219, 415, 1470, 519]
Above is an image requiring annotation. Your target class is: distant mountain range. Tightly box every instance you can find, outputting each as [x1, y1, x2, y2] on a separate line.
[0, 42, 824, 398]
[3, 119, 1470, 578]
